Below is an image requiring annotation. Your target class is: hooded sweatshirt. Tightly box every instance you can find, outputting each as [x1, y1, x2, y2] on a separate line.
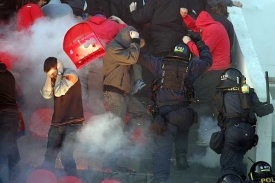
[103, 26, 140, 94]
[17, 3, 44, 31]
[41, 0, 73, 19]
[0, 62, 17, 110]
[87, 15, 127, 45]
[183, 11, 230, 71]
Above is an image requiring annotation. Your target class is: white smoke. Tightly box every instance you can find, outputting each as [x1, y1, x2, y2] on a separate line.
[77, 112, 126, 154]
[190, 116, 220, 168]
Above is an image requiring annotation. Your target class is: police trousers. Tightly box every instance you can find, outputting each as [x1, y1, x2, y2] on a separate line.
[220, 119, 255, 179]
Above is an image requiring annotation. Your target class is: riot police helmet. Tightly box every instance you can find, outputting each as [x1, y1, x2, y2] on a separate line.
[164, 43, 192, 62]
[249, 161, 272, 181]
[219, 174, 243, 183]
[216, 68, 244, 89]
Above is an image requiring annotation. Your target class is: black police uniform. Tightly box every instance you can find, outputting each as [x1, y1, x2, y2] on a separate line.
[138, 39, 212, 182]
[213, 68, 274, 179]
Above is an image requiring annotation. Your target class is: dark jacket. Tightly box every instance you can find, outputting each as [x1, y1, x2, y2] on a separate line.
[130, 0, 188, 56]
[0, 62, 17, 110]
[185, 0, 207, 19]
[0, 0, 16, 20]
[103, 26, 141, 94]
[86, 0, 111, 17]
[214, 89, 274, 125]
[110, 0, 144, 29]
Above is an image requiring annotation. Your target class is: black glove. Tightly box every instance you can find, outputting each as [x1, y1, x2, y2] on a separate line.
[187, 30, 201, 42]
[255, 103, 274, 117]
[187, 30, 206, 51]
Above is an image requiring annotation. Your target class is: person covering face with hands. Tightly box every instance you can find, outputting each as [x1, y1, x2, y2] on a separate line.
[40, 57, 84, 177]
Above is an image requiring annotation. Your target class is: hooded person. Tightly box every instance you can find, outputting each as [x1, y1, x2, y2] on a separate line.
[181, 10, 230, 71]
[102, 26, 151, 171]
[16, 0, 46, 31]
[41, 0, 74, 19]
[180, 9, 231, 128]
[206, 2, 235, 53]
[0, 61, 20, 183]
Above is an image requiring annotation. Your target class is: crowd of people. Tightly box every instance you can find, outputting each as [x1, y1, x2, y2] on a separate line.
[0, 0, 274, 183]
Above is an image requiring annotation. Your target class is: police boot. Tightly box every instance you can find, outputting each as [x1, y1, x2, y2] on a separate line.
[175, 153, 189, 170]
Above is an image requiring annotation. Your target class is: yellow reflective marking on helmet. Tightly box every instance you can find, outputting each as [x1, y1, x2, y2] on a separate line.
[174, 46, 184, 52]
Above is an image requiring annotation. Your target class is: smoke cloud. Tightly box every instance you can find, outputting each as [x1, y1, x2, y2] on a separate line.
[190, 116, 220, 168]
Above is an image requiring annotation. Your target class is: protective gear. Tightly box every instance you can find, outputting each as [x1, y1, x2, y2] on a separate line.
[131, 79, 146, 94]
[187, 30, 206, 51]
[254, 103, 274, 117]
[164, 43, 192, 61]
[150, 43, 193, 101]
[187, 30, 202, 42]
[219, 174, 243, 183]
[248, 161, 272, 181]
[216, 68, 244, 89]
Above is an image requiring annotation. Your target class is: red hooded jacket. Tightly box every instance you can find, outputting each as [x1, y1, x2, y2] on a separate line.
[17, 3, 44, 31]
[183, 11, 230, 71]
[87, 16, 127, 46]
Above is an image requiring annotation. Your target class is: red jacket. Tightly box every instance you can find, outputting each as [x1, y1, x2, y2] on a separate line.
[87, 16, 127, 46]
[16, 3, 44, 31]
[183, 11, 230, 71]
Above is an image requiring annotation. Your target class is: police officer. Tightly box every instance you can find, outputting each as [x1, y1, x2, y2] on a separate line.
[248, 161, 275, 183]
[137, 32, 212, 183]
[213, 68, 274, 180]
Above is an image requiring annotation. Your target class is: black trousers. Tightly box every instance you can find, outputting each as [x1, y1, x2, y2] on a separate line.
[220, 120, 255, 179]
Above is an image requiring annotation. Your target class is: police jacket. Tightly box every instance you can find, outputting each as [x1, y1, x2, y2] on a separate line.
[138, 44, 212, 107]
[214, 89, 274, 125]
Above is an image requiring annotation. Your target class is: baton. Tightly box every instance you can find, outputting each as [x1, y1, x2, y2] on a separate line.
[265, 71, 270, 105]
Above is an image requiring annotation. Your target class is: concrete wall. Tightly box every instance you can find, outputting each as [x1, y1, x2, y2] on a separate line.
[228, 4, 274, 167]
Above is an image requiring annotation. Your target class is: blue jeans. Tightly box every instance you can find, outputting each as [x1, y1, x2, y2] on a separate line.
[42, 124, 82, 176]
[78, 58, 106, 115]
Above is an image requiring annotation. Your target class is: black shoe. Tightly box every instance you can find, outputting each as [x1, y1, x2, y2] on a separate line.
[175, 153, 189, 170]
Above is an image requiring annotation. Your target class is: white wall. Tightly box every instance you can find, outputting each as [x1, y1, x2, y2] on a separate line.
[228, 2, 274, 165]
[241, 0, 275, 77]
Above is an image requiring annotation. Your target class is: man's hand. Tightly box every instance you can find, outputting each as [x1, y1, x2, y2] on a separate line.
[232, 1, 243, 8]
[180, 8, 188, 18]
[130, 30, 139, 39]
[182, 36, 191, 44]
[129, 2, 137, 12]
